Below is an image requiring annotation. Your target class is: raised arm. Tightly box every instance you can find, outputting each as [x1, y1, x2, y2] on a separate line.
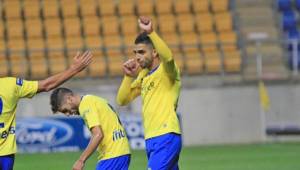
[138, 16, 179, 80]
[117, 59, 141, 106]
[37, 51, 92, 93]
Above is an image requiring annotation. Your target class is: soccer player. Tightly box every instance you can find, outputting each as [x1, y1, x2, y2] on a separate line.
[50, 88, 131, 170]
[0, 51, 92, 170]
[117, 16, 182, 170]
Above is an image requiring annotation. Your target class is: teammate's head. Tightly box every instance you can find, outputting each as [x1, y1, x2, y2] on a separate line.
[134, 32, 158, 69]
[50, 88, 80, 116]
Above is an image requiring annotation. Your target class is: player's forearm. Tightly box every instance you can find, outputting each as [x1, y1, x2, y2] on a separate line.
[37, 67, 79, 93]
[148, 31, 178, 79]
[148, 31, 173, 62]
[117, 76, 134, 105]
[78, 133, 103, 162]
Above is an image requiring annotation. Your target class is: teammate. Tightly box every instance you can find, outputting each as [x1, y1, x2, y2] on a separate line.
[0, 51, 92, 170]
[117, 16, 182, 169]
[50, 88, 131, 170]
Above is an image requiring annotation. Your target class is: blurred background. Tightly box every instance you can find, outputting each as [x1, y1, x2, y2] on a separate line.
[1, 0, 300, 169]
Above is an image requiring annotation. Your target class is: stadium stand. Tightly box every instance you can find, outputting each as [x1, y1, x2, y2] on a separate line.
[236, 0, 288, 80]
[0, 0, 242, 78]
[277, 0, 300, 70]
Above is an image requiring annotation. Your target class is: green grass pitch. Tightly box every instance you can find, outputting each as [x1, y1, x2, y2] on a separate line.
[14, 142, 300, 170]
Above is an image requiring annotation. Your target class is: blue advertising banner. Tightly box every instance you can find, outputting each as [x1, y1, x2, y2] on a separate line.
[16, 115, 145, 153]
[16, 114, 181, 153]
[16, 117, 89, 153]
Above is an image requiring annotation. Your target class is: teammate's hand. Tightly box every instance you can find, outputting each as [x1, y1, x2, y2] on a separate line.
[138, 16, 153, 34]
[70, 51, 93, 72]
[72, 160, 84, 170]
[123, 59, 140, 77]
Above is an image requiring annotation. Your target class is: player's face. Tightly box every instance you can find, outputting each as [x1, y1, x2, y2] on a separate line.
[133, 43, 154, 69]
[59, 96, 79, 116]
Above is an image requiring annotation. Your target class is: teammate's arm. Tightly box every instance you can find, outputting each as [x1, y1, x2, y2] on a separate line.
[117, 59, 141, 106]
[138, 16, 178, 80]
[37, 51, 92, 93]
[73, 126, 103, 170]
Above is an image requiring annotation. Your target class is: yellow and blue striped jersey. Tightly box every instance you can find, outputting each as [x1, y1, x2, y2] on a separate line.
[0, 77, 38, 156]
[79, 95, 130, 160]
[117, 32, 181, 139]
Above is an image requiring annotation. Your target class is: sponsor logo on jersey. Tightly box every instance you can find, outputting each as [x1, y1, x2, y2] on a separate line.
[16, 78, 23, 86]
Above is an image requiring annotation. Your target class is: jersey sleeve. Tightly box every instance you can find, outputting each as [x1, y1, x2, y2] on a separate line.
[148, 32, 180, 81]
[116, 75, 141, 106]
[79, 99, 101, 129]
[12, 78, 38, 99]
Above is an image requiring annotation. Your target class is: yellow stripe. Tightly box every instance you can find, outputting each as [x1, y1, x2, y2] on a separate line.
[259, 81, 270, 111]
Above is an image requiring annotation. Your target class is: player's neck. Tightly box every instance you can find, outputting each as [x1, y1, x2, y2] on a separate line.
[73, 94, 82, 107]
[150, 57, 160, 70]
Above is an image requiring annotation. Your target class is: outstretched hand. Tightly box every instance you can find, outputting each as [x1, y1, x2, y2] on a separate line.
[72, 160, 84, 170]
[138, 16, 153, 34]
[70, 51, 93, 72]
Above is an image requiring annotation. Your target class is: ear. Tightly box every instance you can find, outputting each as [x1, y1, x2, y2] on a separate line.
[152, 49, 158, 58]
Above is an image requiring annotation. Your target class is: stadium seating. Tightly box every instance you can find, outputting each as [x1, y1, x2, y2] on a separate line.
[192, 0, 209, 13]
[79, 0, 98, 16]
[3, 0, 22, 19]
[0, 56, 9, 76]
[28, 52, 49, 79]
[60, 0, 79, 17]
[155, 0, 173, 14]
[174, 0, 191, 14]
[296, 0, 300, 10]
[27, 38, 46, 50]
[277, 0, 292, 11]
[44, 18, 63, 37]
[282, 10, 297, 31]
[276, 0, 300, 71]
[0, 0, 242, 78]
[9, 55, 28, 77]
[42, 0, 60, 18]
[82, 16, 101, 36]
[195, 13, 214, 33]
[84, 36, 102, 49]
[136, 0, 154, 15]
[157, 14, 177, 34]
[89, 51, 107, 77]
[176, 13, 196, 33]
[99, 0, 116, 16]
[23, 0, 41, 18]
[120, 16, 139, 35]
[211, 0, 229, 13]
[118, 0, 135, 16]
[25, 19, 44, 38]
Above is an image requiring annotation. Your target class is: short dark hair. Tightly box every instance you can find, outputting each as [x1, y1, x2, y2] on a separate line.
[50, 88, 73, 113]
[135, 32, 153, 46]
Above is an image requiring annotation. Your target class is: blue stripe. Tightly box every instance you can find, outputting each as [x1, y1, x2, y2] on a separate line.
[16, 78, 23, 86]
[0, 98, 3, 128]
[0, 97, 3, 114]
[148, 65, 160, 75]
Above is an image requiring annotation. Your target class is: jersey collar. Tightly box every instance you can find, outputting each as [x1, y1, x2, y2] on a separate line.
[147, 64, 160, 76]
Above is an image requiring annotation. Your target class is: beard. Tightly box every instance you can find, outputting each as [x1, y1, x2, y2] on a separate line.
[139, 58, 152, 69]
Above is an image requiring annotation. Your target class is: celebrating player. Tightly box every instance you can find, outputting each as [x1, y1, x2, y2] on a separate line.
[50, 88, 131, 170]
[117, 16, 182, 170]
[0, 51, 92, 170]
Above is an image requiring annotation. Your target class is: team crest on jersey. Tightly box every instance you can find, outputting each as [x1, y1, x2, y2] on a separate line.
[16, 78, 23, 86]
[142, 81, 155, 96]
